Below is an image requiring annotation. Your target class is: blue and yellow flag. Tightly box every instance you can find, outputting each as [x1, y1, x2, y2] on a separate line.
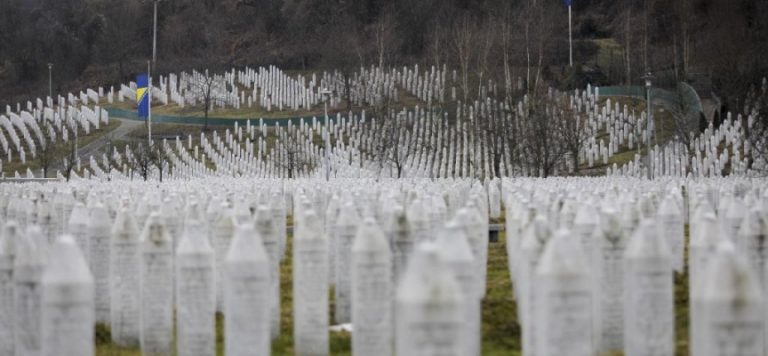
[136, 74, 149, 118]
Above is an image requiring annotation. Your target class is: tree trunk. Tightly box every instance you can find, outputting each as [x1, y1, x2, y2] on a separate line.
[572, 148, 580, 174]
[643, 0, 649, 72]
[526, 21, 531, 93]
[625, 4, 632, 86]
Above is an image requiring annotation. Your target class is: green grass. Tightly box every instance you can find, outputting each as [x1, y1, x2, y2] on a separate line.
[96, 225, 521, 355]
[675, 225, 691, 356]
[577, 96, 680, 174]
[591, 38, 623, 70]
[94, 218, 692, 356]
[106, 100, 313, 119]
[2, 119, 121, 177]
[106, 99, 359, 121]
[482, 231, 521, 355]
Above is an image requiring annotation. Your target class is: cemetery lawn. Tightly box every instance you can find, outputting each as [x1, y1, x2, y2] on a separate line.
[94, 228, 518, 355]
[94, 224, 690, 355]
[1, 119, 121, 177]
[106, 101, 343, 120]
[579, 96, 679, 175]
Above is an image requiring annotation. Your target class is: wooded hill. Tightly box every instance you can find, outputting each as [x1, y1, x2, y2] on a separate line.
[1, 0, 767, 111]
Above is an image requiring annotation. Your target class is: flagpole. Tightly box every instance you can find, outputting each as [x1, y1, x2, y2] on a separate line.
[569, 4, 573, 67]
[148, 60, 152, 145]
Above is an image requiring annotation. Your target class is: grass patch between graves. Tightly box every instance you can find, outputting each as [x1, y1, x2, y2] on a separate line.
[2, 119, 121, 177]
[94, 221, 691, 356]
[96, 225, 523, 355]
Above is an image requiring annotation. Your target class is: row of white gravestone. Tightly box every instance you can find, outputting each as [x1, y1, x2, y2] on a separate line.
[613, 113, 760, 178]
[0, 206, 280, 356]
[2, 89, 633, 180]
[503, 177, 768, 356]
[46, 69, 618, 181]
[0, 223, 95, 356]
[290, 189, 486, 356]
[5, 66, 764, 181]
[0, 176, 765, 356]
[1, 97, 109, 162]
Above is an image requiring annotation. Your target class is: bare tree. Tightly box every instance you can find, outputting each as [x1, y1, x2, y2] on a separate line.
[624, 0, 633, 85]
[273, 125, 312, 179]
[126, 141, 156, 181]
[36, 121, 57, 178]
[556, 96, 590, 173]
[427, 21, 445, 71]
[452, 15, 474, 101]
[476, 22, 494, 98]
[373, 7, 398, 69]
[520, 90, 570, 177]
[151, 140, 172, 182]
[62, 138, 78, 181]
[743, 80, 768, 175]
[370, 109, 416, 179]
[187, 70, 227, 132]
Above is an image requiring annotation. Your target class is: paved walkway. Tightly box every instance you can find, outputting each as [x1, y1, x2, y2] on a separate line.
[105, 108, 356, 127]
[76, 118, 143, 161]
[50, 118, 143, 173]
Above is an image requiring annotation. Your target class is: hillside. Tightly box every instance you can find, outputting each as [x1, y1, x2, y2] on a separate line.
[1, 0, 767, 111]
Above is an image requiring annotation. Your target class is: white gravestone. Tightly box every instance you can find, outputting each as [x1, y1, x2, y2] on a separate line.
[212, 206, 235, 313]
[406, 199, 431, 244]
[255, 205, 281, 339]
[697, 242, 764, 356]
[176, 219, 216, 356]
[225, 224, 271, 356]
[385, 205, 412, 286]
[689, 208, 720, 356]
[593, 207, 626, 353]
[293, 210, 329, 356]
[14, 226, 45, 356]
[623, 219, 674, 356]
[334, 202, 359, 324]
[139, 213, 174, 355]
[88, 203, 112, 324]
[0, 222, 19, 355]
[396, 242, 465, 356]
[437, 220, 481, 356]
[738, 208, 768, 286]
[67, 203, 90, 265]
[351, 218, 392, 356]
[37, 202, 55, 245]
[110, 208, 141, 346]
[488, 182, 502, 219]
[573, 203, 599, 263]
[519, 215, 552, 356]
[535, 228, 592, 356]
[40, 235, 94, 356]
[657, 197, 684, 272]
[270, 192, 287, 261]
[457, 205, 488, 297]
[324, 196, 340, 286]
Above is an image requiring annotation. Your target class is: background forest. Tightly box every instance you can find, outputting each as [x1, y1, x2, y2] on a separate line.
[1, 0, 767, 112]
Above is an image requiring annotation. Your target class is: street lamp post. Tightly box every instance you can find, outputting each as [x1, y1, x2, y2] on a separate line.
[642, 72, 654, 179]
[320, 88, 332, 181]
[47, 63, 53, 99]
[152, 0, 160, 64]
[564, 0, 574, 67]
